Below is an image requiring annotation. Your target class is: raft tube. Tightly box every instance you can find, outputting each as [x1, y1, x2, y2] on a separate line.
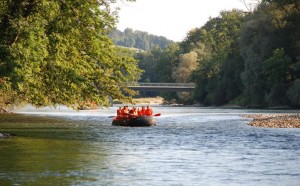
[112, 116, 157, 127]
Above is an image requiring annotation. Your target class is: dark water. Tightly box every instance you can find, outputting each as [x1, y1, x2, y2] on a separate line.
[0, 106, 300, 185]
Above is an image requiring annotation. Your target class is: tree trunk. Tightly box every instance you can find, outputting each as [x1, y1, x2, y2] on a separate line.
[0, 107, 8, 113]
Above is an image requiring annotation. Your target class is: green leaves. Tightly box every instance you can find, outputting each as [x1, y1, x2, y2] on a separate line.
[190, 10, 245, 105]
[109, 28, 174, 51]
[240, 0, 300, 107]
[0, 0, 141, 108]
[262, 48, 293, 106]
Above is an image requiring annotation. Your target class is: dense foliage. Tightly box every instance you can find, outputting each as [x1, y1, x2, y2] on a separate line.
[137, 0, 300, 107]
[135, 44, 179, 99]
[0, 0, 141, 109]
[109, 28, 174, 51]
[189, 10, 246, 106]
[240, 0, 300, 107]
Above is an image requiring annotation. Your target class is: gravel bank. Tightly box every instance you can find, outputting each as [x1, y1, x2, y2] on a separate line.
[243, 114, 300, 128]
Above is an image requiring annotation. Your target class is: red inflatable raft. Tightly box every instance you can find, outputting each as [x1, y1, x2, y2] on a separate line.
[112, 116, 157, 127]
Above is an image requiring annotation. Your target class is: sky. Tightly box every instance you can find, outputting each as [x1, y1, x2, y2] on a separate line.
[116, 0, 248, 41]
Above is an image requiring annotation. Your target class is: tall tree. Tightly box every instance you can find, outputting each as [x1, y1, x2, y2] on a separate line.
[0, 0, 140, 109]
[240, 0, 300, 106]
[191, 10, 246, 105]
[172, 51, 198, 83]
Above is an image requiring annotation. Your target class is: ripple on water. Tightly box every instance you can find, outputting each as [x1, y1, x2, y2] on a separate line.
[1, 108, 300, 185]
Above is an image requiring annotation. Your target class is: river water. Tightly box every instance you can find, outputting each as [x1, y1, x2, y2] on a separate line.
[0, 106, 300, 186]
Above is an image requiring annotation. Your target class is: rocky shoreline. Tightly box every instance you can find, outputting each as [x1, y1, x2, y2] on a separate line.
[243, 114, 300, 128]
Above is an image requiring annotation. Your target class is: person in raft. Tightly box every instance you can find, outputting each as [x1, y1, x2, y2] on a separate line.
[129, 107, 138, 119]
[138, 106, 146, 116]
[116, 107, 122, 119]
[120, 106, 129, 118]
[145, 105, 153, 116]
[116, 105, 153, 119]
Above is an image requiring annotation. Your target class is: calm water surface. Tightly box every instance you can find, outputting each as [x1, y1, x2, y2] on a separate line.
[0, 106, 300, 185]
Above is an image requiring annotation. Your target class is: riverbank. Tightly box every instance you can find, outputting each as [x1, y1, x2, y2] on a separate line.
[132, 97, 163, 105]
[243, 114, 300, 128]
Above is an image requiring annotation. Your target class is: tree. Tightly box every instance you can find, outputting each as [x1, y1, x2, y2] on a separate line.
[0, 0, 141, 109]
[170, 51, 198, 104]
[109, 28, 174, 51]
[262, 48, 293, 106]
[155, 43, 180, 83]
[240, 0, 299, 107]
[190, 10, 246, 105]
[135, 50, 158, 83]
[172, 51, 198, 83]
[240, 3, 279, 106]
[287, 79, 300, 107]
[239, 0, 261, 12]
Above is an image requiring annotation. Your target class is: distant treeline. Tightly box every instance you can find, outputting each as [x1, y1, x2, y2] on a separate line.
[135, 0, 300, 107]
[109, 28, 174, 51]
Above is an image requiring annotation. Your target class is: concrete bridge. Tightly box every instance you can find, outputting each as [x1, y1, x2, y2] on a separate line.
[128, 83, 196, 92]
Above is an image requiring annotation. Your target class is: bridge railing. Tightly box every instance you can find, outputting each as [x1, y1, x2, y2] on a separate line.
[128, 83, 196, 87]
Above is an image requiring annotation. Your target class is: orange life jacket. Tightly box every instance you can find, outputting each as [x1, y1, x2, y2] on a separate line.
[121, 107, 129, 118]
[123, 108, 129, 114]
[138, 109, 146, 116]
[117, 109, 122, 116]
[145, 108, 153, 116]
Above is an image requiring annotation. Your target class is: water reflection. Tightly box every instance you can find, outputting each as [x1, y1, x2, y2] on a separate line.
[0, 114, 109, 185]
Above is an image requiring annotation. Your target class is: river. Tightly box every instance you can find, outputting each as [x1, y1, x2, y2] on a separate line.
[0, 106, 300, 185]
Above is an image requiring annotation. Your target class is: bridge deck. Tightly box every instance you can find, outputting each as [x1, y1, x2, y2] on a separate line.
[128, 83, 195, 92]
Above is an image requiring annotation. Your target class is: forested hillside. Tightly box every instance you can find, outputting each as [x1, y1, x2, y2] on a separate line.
[109, 28, 174, 51]
[138, 0, 300, 107]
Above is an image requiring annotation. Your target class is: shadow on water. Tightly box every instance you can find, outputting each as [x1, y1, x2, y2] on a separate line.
[0, 113, 110, 186]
